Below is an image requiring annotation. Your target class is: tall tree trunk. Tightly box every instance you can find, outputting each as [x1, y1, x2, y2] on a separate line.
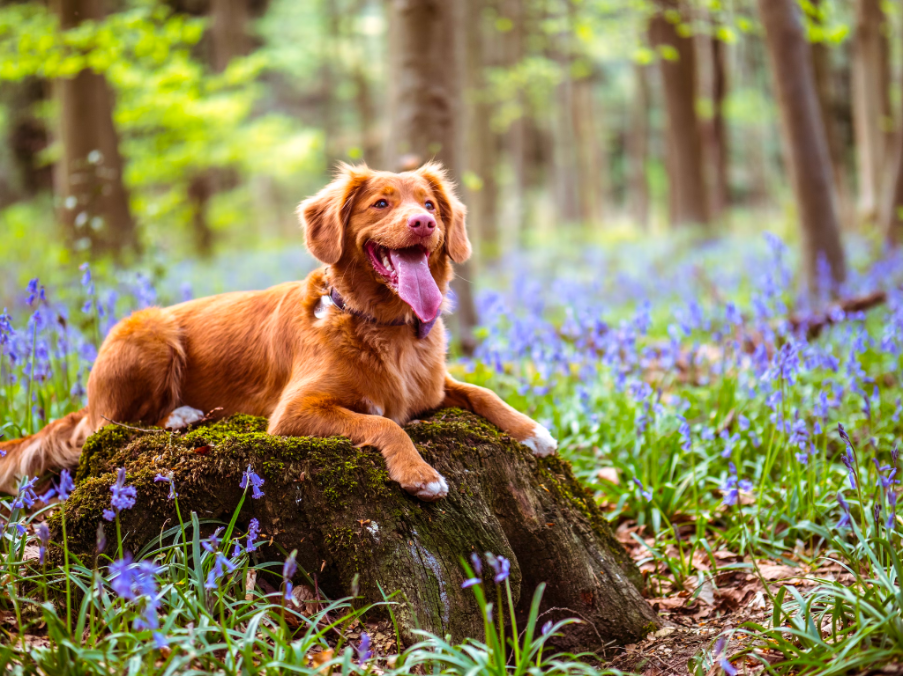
[464, 0, 500, 260]
[572, 72, 605, 225]
[52, 0, 137, 256]
[756, 0, 846, 289]
[649, 0, 710, 228]
[810, 0, 852, 225]
[188, 0, 251, 257]
[699, 32, 729, 220]
[503, 0, 529, 239]
[628, 63, 650, 229]
[385, 0, 479, 355]
[880, 127, 902, 245]
[851, 0, 890, 223]
[0, 79, 53, 207]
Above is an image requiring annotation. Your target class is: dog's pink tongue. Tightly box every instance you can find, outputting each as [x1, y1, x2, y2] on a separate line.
[389, 247, 442, 322]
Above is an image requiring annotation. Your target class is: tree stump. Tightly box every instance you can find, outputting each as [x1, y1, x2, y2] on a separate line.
[53, 408, 661, 651]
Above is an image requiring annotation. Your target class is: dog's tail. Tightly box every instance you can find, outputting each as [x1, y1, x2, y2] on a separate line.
[0, 408, 91, 494]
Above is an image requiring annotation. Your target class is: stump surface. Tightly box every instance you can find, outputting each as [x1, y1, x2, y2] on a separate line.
[54, 408, 660, 651]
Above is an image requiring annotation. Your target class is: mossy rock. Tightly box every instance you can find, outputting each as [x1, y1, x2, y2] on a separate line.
[51, 408, 659, 650]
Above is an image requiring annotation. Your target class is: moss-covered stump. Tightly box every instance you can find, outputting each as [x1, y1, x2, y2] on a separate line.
[53, 408, 660, 651]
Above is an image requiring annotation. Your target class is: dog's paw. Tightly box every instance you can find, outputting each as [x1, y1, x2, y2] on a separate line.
[165, 406, 205, 430]
[521, 423, 557, 457]
[399, 465, 449, 502]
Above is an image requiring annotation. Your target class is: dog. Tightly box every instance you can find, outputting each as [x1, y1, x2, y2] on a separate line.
[0, 163, 556, 500]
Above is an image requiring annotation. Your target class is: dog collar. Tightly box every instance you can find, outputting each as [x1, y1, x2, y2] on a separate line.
[326, 288, 439, 340]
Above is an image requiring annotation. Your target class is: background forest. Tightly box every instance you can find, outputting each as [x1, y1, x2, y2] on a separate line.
[0, 1, 902, 675]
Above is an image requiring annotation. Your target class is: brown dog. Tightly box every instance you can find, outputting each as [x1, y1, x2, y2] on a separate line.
[0, 163, 556, 499]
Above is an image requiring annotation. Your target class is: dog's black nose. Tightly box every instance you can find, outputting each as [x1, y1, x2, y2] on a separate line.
[408, 214, 436, 238]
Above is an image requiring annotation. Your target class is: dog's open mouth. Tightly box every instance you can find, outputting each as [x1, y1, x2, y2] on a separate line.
[365, 241, 442, 323]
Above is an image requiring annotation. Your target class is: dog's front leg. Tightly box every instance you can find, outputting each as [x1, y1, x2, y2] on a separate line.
[441, 375, 557, 457]
[268, 395, 448, 501]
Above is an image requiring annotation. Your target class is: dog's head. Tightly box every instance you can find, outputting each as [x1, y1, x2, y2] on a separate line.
[298, 162, 470, 323]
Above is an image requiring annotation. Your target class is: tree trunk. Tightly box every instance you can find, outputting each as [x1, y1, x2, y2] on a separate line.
[464, 0, 500, 260]
[572, 72, 606, 225]
[384, 0, 478, 355]
[54, 409, 661, 650]
[210, 0, 250, 73]
[700, 32, 729, 220]
[0, 78, 53, 207]
[628, 63, 650, 229]
[880, 127, 902, 245]
[851, 0, 890, 223]
[810, 0, 852, 225]
[51, 0, 137, 257]
[648, 0, 710, 228]
[756, 0, 846, 289]
[503, 0, 529, 239]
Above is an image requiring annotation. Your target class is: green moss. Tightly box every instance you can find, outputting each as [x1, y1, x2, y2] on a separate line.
[75, 424, 140, 482]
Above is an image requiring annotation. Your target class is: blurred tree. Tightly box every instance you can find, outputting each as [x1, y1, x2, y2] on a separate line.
[51, 0, 137, 257]
[851, 0, 891, 224]
[0, 79, 52, 206]
[880, 127, 902, 245]
[809, 0, 851, 224]
[756, 0, 846, 289]
[649, 0, 709, 228]
[699, 26, 728, 220]
[627, 62, 650, 230]
[463, 0, 500, 260]
[384, 0, 478, 354]
[501, 0, 528, 236]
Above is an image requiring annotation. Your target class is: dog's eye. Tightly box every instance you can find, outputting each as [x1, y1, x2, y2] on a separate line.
[425, 200, 435, 211]
[373, 199, 389, 209]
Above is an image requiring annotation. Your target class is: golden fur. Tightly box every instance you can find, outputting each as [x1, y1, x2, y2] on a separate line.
[0, 163, 555, 500]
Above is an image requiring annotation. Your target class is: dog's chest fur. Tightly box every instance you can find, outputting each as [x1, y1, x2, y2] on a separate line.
[345, 323, 447, 424]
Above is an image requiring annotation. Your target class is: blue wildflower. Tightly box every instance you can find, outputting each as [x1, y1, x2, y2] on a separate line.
[11, 476, 39, 510]
[633, 477, 653, 502]
[836, 493, 852, 529]
[240, 464, 265, 499]
[37, 523, 50, 564]
[110, 468, 136, 513]
[153, 473, 177, 499]
[357, 632, 374, 664]
[246, 518, 260, 552]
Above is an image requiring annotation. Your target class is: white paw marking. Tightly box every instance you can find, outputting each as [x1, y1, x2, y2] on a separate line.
[414, 474, 449, 501]
[165, 406, 205, 429]
[522, 423, 557, 457]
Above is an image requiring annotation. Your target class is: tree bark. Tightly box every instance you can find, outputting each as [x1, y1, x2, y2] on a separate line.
[810, 0, 852, 225]
[464, 0, 500, 260]
[55, 409, 661, 650]
[503, 0, 529, 239]
[0, 78, 53, 207]
[51, 0, 137, 257]
[851, 0, 890, 222]
[628, 63, 650, 229]
[700, 32, 729, 220]
[756, 0, 846, 290]
[648, 0, 710, 228]
[879, 127, 902, 245]
[384, 0, 478, 355]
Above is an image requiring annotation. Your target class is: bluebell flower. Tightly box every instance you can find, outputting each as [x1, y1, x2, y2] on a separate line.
[633, 478, 653, 502]
[676, 415, 692, 451]
[202, 527, 224, 554]
[836, 493, 852, 529]
[37, 523, 50, 564]
[887, 490, 897, 528]
[738, 415, 750, 431]
[153, 473, 177, 499]
[245, 518, 260, 552]
[470, 551, 482, 575]
[11, 476, 39, 510]
[461, 576, 481, 589]
[110, 468, 136, 513]
[720, 430, 740, 459]
[357, 632, 374, 664]
[713, 635, 737, 676]
[541, 620, 554, 635]
[103, 509, 116, 522]
[240, 465, 265, 499]
[153, 632, 168, 649]
[283, 551, 297, 580]
[721, 463, 752, 507]
[97, 522, 107, 553]
[205, 551, 237, 589]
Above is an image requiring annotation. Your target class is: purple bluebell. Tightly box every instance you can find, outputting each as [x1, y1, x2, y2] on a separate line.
[110, 468, 136, 513]
[154, 473, 177, 499]
[357, 632, 374, 664]
[202, 527, 224, 554]
[240, 465, 265, 499]
[246, 518, 260, 552]
[633, 478, 653, 502]
[37, 523, 50, 564]
[721, 463, 752, 507]
[11, 476, 39, 510]
[836, 493, 852, 529]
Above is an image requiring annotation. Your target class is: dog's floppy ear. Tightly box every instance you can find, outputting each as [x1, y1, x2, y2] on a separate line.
[417, 162, 471, 263]
[298, 163, 370, 265]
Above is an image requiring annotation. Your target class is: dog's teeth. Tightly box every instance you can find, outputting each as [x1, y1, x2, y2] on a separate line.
[382, 255, 392, 270]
